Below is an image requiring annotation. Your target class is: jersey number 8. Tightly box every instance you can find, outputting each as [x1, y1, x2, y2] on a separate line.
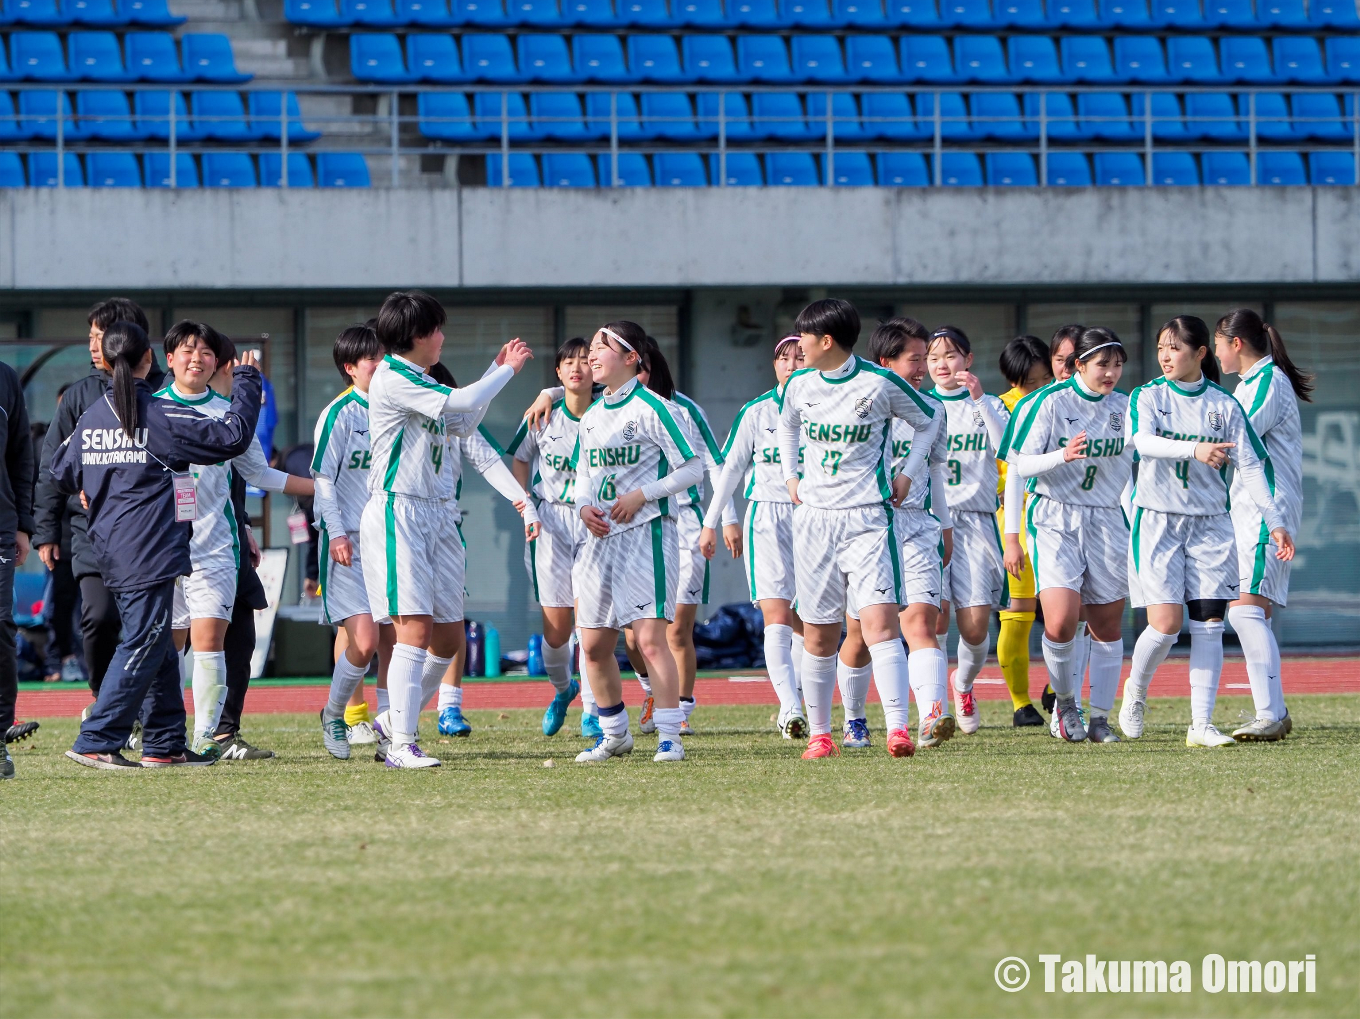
[1080, 464, 1098, 491]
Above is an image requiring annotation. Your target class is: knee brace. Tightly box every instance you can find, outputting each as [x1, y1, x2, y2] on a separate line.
[1186, 599, 1227, 623]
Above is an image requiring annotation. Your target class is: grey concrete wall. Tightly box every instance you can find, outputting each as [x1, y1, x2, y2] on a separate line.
[2, 186, 1356, 291]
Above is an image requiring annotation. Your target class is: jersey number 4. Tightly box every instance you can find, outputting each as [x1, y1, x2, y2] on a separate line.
[430, 443, 444, 473]
[1174, 461, 1190, 489]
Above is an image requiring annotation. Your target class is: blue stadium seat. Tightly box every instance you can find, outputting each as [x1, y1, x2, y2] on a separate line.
[182, 33, 250, 83]
[584, 91, 645, 137]
[861, 91, 925, 138]
[738, 35, 796, 81]
[407, 34, 463, 82]
[640, 90, 702, 137]
[1114, 37, 1171, 83]
[834, 0, 889, 26]
[126, 31, 190, 81]
[940, 151, 982, 184]
[628, 35, 686, 81]
[19, 89, 87, 137]
[1101, 0, 1153, 27]
[192, 90, 259, 140]
[563, 0, 618, 22]
[1274, 37, 1326, 84]
[464, 33, 521, 81]
[1093, 151, 1144, 184]
[76, 89, 143, 138]
[792, 35, 848, 82]
[1201, 150, 1249, 183]
[1309, 150, 1355, 185]
[453, 0, 513, 23]
[418, 91, 481, 137]
[986, 150, 1036, 184]
[1183, 91, 1242, 139]
[682, 35, 740, 81]
[1077, 91, 1138, 138]
[994, 0, 1047, 24]
[1258, 0, 1306, 27]
[0, 94, 27, 140]
[341, 0, 405, 25]
[824, 150, 873, 184]
[939, 0, 992, 27]
[12, 31, 74, 80]
[29, 151, 84, 184]
[1130, 90, 1190, 138]
[782, 0, 835, 23]
[1166, 36, 1220, 82]
[1251, 91, 1294, 139]
[900, 35, 957, 83]
[201, 152, 256, 186]
[1291, 92, 1350, 141]
[397, 0, 461, 24]
[709, 151, 763, 183]
[954, 34, 1008, 82]
[971, 90, 1032, 137]
[259, 151, 315, 186]
[249, 91, 321, 141]
[13, 0, 71, 26]
[806, 90, 865, 137]
[69, 31, 132, 81]
[508, 0, 564, 24]
[619, 0, 674, 24]
[1047, 0, 1101, 25]
[728, 0, 782, 25]
[1060, 36, 1115, 83]
[1023, 91, 1081, 137]
[123, 0, 184, 23]
[751, 91, 814, 137]
[876, 150, 929, 184]
[144, 151, 199, 186]
[0, 39, 15, 80]
[1310, 0, 1359, 26]
[1325, 38, 1360, 83]
[517, 34, 574, 82]
[475, 90, 537, 137]
[1219, 36, 1274, 83]
[134, 89, 203, 138]
[542, 152, 596, 185]
[1148, 0, 1202, 24]
[485, 152, 539, 185]
[572, 34, 629, 81]
[1151, 150, 1198, 183]
[1203, 0, 1255, 26]
[885, 0, 943, 24]
[655, 151, 707, 184]
[284, 0, 351, 26]
[1044, 150, 1091, 183]
[674, 0, 726, 24]
[1257, 150, 1304, 184]
[845, 35, 899, 80]
[598, 151, 651, 184]
[317, 152, 371, 186]
[69, 0, 130, 25]
[1007, 35, 1062, 82]
[530, 91, 593, 137]
[917, 89, 974, 137]
[695, 89, 754, 136]
[767, 151, 819, 184]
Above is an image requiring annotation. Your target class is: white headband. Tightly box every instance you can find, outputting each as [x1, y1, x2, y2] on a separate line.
[774, 335, 800, 355]
[1077, 341, 1123, 360]
[596, 327, 635, 354]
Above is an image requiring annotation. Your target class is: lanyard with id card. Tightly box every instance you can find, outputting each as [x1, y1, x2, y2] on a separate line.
[173, 472, 198, 522]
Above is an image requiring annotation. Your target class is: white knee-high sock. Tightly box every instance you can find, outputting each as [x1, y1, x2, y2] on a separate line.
[837, 659, 872, 722]
[802, 651, 838, 736]
[1127, 626, 1177, 699]
[1228, 605, 1277, 723]
[637, 674, 653, 697]
[1070, 623, 1090, 709]
[1188, 619, 1224, 726]
[791, 632, 805, 699]
[907, 647, 943, 724]
[437, 682, 462, 711]
[420, 653, 454, 712]
[763, 624, 801, 714]
[953, 633, 989, 693]
[1087, 638, 1124, 717]
[868, 639, 910, 732]
[576, 631, 598, 717]
[1041, 635, 1075, 701]
[932, 642, 950, 710]
[1265, 615, 1286, 721]
[325, 651, 369, 721]
[387, 643, 427, 747]
[191, 650, 227, 738]
[543, 639, 572, 694]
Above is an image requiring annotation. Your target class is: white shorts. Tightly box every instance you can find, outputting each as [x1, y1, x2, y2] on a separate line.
[525, 501, 588, 609]
[744, 500, 796, 604]
[676, 504, 709, 606]
[1026, 498, 1129, 606]
[1233, 509, 1292, 606]
[941, 509, 1006, 611]
[1129, 508, 1239, 608]
[794, 503, 902, 626]
[173, 565, 238, 629]
[895, 507, 945, 608]
[359, 493, 465, 624]
[574, 516, 679, 630]
[317, 529, 370, 625]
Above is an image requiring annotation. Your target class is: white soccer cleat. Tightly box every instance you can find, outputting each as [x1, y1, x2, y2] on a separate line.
[347, 720, 377, 745]
[653, 738, 685, 762]
[778, 706, 808, 740]
[1054, 700, 1087, 742]
[953, 679, 981, 735]
[372, 710, 394, 763]
[384, 743, 442, 768]
[1118, 685, 1147, 739]
[1231, 716, 1286, 742]
[1186, 722, 1235, 748]
[574, 732, 635, 763]
[321, 711, 350, 760]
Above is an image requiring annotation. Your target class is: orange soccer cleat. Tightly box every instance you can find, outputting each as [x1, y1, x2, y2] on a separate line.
[886, 728, 916, 758]
[801, 733, 841, 759]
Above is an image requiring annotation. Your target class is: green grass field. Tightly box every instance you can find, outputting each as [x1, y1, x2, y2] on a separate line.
[3, 695, 1358, 1018]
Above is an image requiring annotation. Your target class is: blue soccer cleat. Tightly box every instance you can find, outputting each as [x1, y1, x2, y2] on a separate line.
[438, 706, 472, 737]
[842, 717, 872, 748]
[581, 713, 602, 740]
[542, 679, 580, 736]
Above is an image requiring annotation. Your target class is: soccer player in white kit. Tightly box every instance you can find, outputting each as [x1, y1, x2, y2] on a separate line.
[1000, 327, 1134, 744]
[925, 326, 1010, 735]
[699, 334, 809, 739]
[779, 300, 939, 760]
[571, 321, 704, 764]
[360, 291, 532, 768]
[1118, 316, 1294, 748]
[1215, 309, 1312, 742]
[157, 321, 315, 758]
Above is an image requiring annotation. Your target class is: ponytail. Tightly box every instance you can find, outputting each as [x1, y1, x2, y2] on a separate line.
[100, 320, 151, 439]
[1215, 308, 1314, 403]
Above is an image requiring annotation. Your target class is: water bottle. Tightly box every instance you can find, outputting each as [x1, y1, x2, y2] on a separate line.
[466, 621, 485, 678]
[527, 634, 544, 676]
[484, 625, 501, 677]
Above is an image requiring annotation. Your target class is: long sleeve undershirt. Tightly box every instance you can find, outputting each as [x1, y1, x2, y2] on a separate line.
[640, 455, 704, 503]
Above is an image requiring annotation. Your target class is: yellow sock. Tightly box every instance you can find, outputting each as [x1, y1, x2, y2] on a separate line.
[344, 701, 370, 727]
[997, 611, 1035, 711]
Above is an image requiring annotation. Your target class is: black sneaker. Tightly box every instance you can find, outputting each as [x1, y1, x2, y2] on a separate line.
[140, 749, 216, 768]
[215, 734, 275, 760]
[2, 746, 13, 780]
[1013, 704, 1046, 727]
[1040, 684, 1056, 714]
[5, 720, 39, 744]
[65, 749, 141, 771]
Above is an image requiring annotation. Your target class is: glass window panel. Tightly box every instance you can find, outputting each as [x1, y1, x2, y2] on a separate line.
[896, 303, 1017, 394]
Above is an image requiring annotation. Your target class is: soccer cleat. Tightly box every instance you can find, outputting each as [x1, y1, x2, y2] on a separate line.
[653, 738, 686, 762]
[1013, 704, 1045, 727]
[437, 706, 471, 737]
[801, 733, 841, 759]
[542, 679, 580, 737]
[918, 702, 956, 749]
[216, 734, 275, 760]
[638, 696, 656, 734]
[1055, 701, 1087, 742]
[842, 717, 871, 748]
[4, 720, 39, 744]
[581, 713, 603, 740]
[886, 728, 916, 758]
[190, 733, 223, 760]
[1087, 716, 1120, 743]
[1231, 716, 1286, 742]
[954, 686, 980, 734]
[125, 720, 142, 752]
[372, 710, 393, 762]
[1118, 685, 1147, 739]
[778, 706, 808, 740]
[385, 743, 442, 768]
[0, 745, 11, 780]
[81, 703, 94, 722]
[347, 720, 377, 745]
[1186, 722, 1235, 748]
[65, 748, 141, 770]
[679, 719, 694, 736]
[140, 749, 217, 767]
[1281, 710, 1292, 735]
[1041, 683, 1056, 713]
[575, 732, 635, 762]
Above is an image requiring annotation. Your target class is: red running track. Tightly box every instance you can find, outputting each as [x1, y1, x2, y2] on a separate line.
[17, 657, 1359, 718]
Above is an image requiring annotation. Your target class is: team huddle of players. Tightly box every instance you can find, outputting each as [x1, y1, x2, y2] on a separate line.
[301, 291, 1308, 767]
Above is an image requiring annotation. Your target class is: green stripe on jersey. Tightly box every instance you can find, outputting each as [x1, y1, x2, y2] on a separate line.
[384, 494, 399, 616]
[384, 355, 453, 396]
[383, 428, 405, 491]
[312, 390, 360, 472]
[651, 518, 666, 618]
[636, 389, 697, 461]
[999, 380, 1068, 459]
[1247, 364, 1274, 418]
[862, 359, 936, 417]
[721, 390, 774, 459]
[477, 424, 506, 456]
[505, 418, 530, 457]
[674, 391, 724, 463]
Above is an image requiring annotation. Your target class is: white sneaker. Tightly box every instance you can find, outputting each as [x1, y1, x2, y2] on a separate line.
[575, 732, 634, 763]
[347, 720, 377, 745]
[384, 742, 442, 768]
[372, 710, 393, 763]
[653, 737, 685, 762]
[778, 706, 808, 740]
[1231, 716, 1285, 742]
[1186, 722, 1235, 748]
[1118, 685, 1147, 739]
[952, 678, 981, 735]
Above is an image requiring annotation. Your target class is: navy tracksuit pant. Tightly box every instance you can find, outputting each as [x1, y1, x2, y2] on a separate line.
[71, 579, 186, 756]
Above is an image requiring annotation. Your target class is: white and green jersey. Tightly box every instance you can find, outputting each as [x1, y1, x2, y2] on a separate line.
[311, 387, 370, 537]
[507, 400, 581, 506]
[927, 387, 1010, 513]
[888, 410, 947, 513]
[720, 387, 803, 504]
[777, 355, 938, 510]
[1128, 375, 1273, 516]
[441, 423, 506, 516]
[155, 384, 287, 571]
[999, 376, 1132, 508]
[1231, 357, 1302, 533]
[670, 391, 723, 510]
[571, 376, 697, 534]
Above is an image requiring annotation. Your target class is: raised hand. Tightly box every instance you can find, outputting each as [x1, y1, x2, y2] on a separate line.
[1063, 431, 1088, 462]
